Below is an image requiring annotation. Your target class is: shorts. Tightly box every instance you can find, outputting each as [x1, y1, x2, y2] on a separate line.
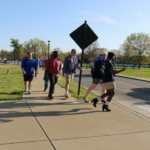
[65, 73, 74, 83]
[104, 82, 116, 90]
[24, 75, 33, 82]
[92, 78, 102, 85]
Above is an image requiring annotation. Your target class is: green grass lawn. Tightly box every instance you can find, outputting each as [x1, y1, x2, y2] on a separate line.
[0, 64, 24, 101]
[116, 67, 150, 78]
[57, 75, 98, 101]
[82, 66, 150, 79]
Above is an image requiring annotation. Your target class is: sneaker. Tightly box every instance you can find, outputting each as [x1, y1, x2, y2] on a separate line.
[47, 95, 53, 100]
[28, 91, 32, 94]
[65, 95, 70, 99]
[24, 88, 27, 92]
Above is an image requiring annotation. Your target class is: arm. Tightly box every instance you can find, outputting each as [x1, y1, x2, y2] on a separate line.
[44, 66, 49, 80]
[63, 57, 67, 76]
[110, 67, 127, 74]
[58, 61, 62, 74]
[34, 61, 38, 77]
[21, 59, 26, 74]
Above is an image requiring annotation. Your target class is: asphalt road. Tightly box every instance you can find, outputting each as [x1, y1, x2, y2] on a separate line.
[73, 69, 150, 121]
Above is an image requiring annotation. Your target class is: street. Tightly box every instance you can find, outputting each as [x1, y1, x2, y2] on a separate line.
[74, 69, 150, 122]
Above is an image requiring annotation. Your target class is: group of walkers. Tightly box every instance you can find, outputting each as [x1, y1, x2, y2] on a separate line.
[21, 49, 127, 112]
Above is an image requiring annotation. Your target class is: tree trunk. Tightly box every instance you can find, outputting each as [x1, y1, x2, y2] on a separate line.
[138, 56, 140, 69]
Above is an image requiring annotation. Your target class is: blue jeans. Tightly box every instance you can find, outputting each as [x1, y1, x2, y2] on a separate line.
[44, 74, 55, 92]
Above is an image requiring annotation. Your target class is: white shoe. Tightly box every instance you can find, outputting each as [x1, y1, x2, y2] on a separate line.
[28, 91, 32, 94]
[24, 88, 27, 92]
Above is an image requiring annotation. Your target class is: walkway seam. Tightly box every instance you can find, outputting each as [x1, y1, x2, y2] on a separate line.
[51, 130, 150, 141]
[0, 140, 48, 146]
[25, 101, 56, 150]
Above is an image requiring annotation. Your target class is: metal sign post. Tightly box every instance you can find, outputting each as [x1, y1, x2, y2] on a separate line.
[70, 20, 98, 95]
[77, 21, 87, 95]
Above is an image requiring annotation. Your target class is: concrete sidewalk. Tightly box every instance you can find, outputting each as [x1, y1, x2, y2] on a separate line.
[1, 70, 150, 150]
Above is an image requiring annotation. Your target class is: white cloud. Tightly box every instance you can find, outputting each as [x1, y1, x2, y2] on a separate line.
[137, 13, 150, 20]
[79, 11, 121, 25]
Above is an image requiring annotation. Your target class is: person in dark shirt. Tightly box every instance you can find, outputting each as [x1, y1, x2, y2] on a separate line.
[83, 51, 107, 103]
[21, 52, 37, 94]
[91, 52, 127, 111]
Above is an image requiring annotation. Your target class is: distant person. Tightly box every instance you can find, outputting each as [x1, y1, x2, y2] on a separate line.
[91, 52, 127, 111]
[36, 56, 41, 73]
[44, 51, 62, 100]
[21, 52, 37, 94]
[44, 57, 48, 68]
[83, 51, 107, 103]
[44, 54, 55, 93]
[41, 58, 45, 68]
[63, 49, 83, 99]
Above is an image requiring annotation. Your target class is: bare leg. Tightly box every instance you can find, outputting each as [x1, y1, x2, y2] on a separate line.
[84, 83, 97, 101]
[65, 82, 70, 96]
[29, 82, 32, 91]
[101, 89, 115, 102]
[24, 81, 27, 89]
[100, 83, 106, 100]
[65, 82, 70, 91]
[106, 89, 115, 102]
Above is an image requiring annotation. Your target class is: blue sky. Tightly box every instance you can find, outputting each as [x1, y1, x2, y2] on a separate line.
[1, 0, 150, 53]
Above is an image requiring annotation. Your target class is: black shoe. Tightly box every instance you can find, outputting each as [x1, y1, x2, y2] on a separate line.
[44, 88, 46, 92]
[91, 98, 98, 108]
[102, 104, 111, 112]
[101, 100, 106, 104]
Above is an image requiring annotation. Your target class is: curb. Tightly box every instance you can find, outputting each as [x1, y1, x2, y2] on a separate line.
[82, 68, 150, 82]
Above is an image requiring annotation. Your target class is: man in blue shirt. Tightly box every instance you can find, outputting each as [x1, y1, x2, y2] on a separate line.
[91, 52, 127, 111]
[21, 52, 37, 94]
[63, 49, 83, 99]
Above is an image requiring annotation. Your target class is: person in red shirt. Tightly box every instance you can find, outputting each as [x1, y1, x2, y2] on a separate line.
[44, 51, 62, 100]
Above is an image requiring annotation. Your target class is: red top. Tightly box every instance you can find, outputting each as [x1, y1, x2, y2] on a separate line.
[45, 58, 62, 76]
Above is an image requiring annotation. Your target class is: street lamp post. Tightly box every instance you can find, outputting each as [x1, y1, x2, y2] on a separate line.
[48, 40, 50, 58]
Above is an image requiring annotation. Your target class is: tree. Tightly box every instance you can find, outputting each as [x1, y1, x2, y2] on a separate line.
[10, 39, 23, 60]
[110, 49, 121, 56]
[23, 38, 48, 58]
[124, 33, 150, 69]
[0, 50, 8, 59]
[85, 40, 101, 62]
[119, 43, 132, 65]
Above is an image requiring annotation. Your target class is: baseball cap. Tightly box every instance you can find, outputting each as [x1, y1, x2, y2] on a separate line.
[71, 49, 77, 54]
[100, 51, 107, 55]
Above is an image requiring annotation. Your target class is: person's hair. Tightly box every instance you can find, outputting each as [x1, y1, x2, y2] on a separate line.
[53, 51, 58, 59]
[53, 51, 58, 54]
[27, 52, 32, 55]
[107, 52, 115, 59]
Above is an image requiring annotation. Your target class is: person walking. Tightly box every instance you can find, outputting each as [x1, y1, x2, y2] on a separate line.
[21, 52, 37, 94]
[36, 56, 41, 73]
[91, 52, 127, 111]
[44, 51, 62, 100]
[63, 49, 83, 99]
[44, 54, 55, 93]
[83, 51, 107, 103]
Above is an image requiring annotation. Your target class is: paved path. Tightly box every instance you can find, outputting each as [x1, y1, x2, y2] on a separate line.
[74, 69, 150, 121]
[1, 70, 150, 149]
